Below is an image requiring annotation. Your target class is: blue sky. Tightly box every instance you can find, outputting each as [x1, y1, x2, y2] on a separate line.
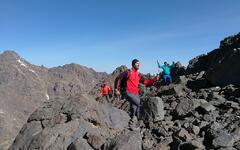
[1, 0, 240, 74]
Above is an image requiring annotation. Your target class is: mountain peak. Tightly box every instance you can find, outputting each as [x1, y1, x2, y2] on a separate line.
[0, 50, 21, 60]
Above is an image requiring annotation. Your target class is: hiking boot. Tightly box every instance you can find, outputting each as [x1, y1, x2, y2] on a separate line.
[129, 116, 140, 131]
[130, 116, 138, 123]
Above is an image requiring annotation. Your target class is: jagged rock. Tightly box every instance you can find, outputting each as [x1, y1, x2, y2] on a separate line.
[221, 85, 240, 103]
[186, 33, 240, 86]
[232, 127, 240, 141]
[203, 111, 219, 122]
[141, 97, 165, 122]
[9, 94, 130, 149]
[186, 54, 209, 75]
[103, 130, 142, 150]
[207, 91, 226, 107]
[142, 129, 156, 149]
[225, 101, 240, 109]
[85, 132, 105, 149]
[234, 140, 240, 150]
[175, 75, 189, 85]
[174, 98, 200, 117]
[192, 125, 200, 135]
[67, 138, 94, 150]
[197, 89, 208, 99]
[187, 78, 211, 91]
[176, 128, 193, 142]
[212, 130, 235, 148]
[197, 102, 216, 113]
[157, 84, 188, 97]
[178, 138, 205, 150]
[218, 147, 237, 150]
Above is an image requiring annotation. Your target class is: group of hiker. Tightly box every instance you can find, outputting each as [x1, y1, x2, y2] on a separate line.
[99, 59, 175, 123]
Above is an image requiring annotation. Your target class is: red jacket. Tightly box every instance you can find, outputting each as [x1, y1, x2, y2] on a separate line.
[100, 84, 112, 96]
[115, 67, 157, 95]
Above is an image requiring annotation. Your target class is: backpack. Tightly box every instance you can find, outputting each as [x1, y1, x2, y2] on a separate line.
[114, 69, 132, 96]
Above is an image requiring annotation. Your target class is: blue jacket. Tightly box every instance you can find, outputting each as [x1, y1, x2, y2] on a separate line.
[158, 62, 174, 75]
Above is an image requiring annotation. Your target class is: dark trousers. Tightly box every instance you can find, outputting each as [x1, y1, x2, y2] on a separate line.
[126, 92, 140, 118]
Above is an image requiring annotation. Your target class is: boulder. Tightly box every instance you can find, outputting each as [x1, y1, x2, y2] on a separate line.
[141, 97, 165, 122]
[9, 94, 130, 149]
[103, 130, 142, 150]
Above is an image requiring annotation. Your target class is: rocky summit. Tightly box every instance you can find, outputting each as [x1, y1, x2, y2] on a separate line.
[1, 32, 240, 150]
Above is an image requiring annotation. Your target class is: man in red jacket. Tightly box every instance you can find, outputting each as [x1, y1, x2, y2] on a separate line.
[115, 59, 158, 121]
[100, 82, 112, 102]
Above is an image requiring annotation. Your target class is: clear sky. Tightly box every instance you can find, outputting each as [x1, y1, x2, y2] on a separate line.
[1, 0, 240, 74]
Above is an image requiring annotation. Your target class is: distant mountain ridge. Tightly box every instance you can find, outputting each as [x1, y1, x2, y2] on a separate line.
[0, 50, 107, 149]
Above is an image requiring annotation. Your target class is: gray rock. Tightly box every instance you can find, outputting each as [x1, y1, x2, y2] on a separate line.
[176, 128, 193, 142]
[10, 95, 130, 149]
[175, 98, 200, 117]
[198, 102, 216, 113]
[208, 92, 226, 106]
[186, 54, 209, 75]
[67, 139, 94, 150]
[141, 97, 165, 122]
[157, 84, 188, 97]
[203, 111, 219, 122]
[213, 130, 235, 148]
[234, 140, 240, 150]
[103, 130, 142, 150]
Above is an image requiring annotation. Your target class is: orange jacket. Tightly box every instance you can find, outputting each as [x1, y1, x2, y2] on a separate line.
[100, 84, 112, 96]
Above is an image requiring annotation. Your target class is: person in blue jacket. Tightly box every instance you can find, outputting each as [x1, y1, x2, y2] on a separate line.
[157, 61, 175, 85]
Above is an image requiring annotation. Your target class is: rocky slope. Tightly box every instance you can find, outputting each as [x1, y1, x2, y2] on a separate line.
[9, 94, 130, 150]
[6, 32, 240, 150]
[0, 51, 105, 149]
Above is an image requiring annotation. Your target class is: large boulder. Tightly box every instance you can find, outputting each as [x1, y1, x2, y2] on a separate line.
[9, 94, 130, 150]
[141, 97, 165, 122]
[174, 98, 200, 117]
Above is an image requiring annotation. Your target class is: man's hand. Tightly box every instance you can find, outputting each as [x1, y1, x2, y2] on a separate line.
[115, 89, 120, 95]
[154, 76, 159, 81]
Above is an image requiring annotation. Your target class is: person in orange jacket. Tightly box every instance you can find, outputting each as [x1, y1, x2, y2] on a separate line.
[100, 82, 112, 102]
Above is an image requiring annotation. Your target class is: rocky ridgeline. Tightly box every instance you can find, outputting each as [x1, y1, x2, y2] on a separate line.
[186, 32, 240, 86]
[6, 32, 240, 149]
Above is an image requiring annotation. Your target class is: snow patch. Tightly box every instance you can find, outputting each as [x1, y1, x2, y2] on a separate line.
[17, 59, 39, 77]
[29, 69, 36, 73]
[46, 94, 49, 100]
[0, 109, 4, 114]
[17, 59, 27, 67]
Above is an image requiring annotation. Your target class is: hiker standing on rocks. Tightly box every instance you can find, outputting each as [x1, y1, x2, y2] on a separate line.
[100, 82, 112, 102]
[157, 61, 175, 85]
[114, 59, 159, 121]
